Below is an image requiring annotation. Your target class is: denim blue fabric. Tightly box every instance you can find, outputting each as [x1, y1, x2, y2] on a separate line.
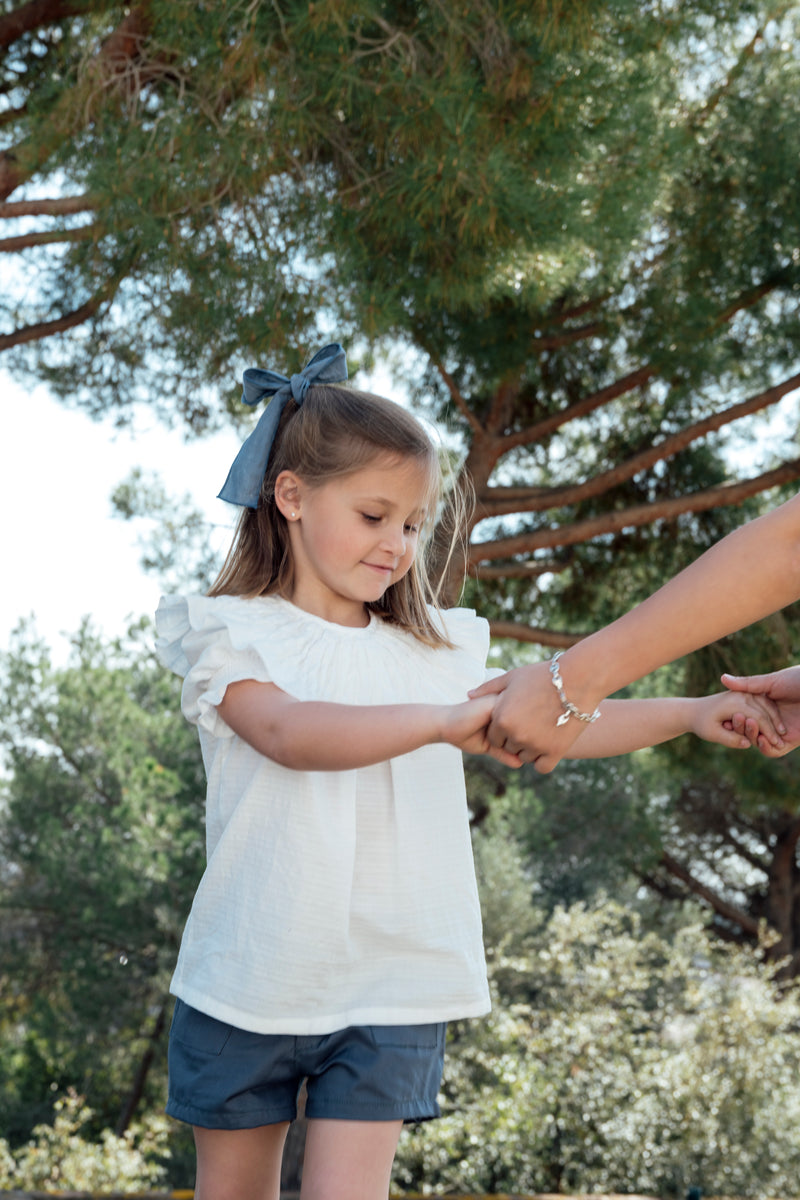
[166, 999, 446, 1129]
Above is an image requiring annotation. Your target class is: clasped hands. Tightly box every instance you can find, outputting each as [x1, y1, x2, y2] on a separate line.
[465, 663, 800, 774]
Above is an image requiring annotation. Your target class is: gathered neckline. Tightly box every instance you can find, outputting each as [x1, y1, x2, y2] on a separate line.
[263, 594, 379, 635]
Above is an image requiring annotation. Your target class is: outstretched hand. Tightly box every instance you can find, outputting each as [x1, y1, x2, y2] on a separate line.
[468, 663, 597, 773]
[691, 689, 785, 751]
[722, 666, 800, 757]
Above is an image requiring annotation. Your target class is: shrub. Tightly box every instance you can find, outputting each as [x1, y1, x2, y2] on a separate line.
[0, 1089, 169, 1192]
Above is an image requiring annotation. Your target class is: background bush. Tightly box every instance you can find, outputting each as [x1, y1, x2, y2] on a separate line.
[392, 829, 800, 1198]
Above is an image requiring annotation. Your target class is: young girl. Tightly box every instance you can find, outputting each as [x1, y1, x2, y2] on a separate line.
[155, 344, 780, 1200]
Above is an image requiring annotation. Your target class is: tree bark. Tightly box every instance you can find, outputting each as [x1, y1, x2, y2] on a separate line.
[0, 0, 90, 49]
[476, 371, 800, 520]
[469, 459, 800, 563]
[115, 996, 170, 1136]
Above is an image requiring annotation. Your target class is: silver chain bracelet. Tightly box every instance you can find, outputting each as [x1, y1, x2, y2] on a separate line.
[549, 652, 602, 728]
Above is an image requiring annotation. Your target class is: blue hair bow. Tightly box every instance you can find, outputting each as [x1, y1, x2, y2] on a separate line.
[217, 342, 348, 508]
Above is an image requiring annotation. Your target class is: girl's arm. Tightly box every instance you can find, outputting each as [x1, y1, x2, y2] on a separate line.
[472, 491, 800, 770]
[216, 679, 523, 770]
[565, 691, 784, 759]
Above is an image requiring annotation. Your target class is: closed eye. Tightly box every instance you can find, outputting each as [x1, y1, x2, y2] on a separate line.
[361, 513, 382, 524]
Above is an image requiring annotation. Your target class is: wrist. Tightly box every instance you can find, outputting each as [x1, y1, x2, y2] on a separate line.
[429, 704, 452, 746]
[549, 647, 606, 719]
[677, 696, 700, 737]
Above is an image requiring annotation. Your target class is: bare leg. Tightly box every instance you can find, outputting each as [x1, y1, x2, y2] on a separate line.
[193, 1121, 290, 1200]
[299, 1118, 403, 1200]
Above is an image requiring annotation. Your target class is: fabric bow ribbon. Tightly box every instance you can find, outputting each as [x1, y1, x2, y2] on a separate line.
[217, 342, 348, 508]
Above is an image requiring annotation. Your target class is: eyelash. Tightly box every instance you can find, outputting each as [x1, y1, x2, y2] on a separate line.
[361, 513, 420, 534]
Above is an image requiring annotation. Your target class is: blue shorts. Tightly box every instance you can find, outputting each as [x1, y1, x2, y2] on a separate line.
[166, 999, 447, 1129]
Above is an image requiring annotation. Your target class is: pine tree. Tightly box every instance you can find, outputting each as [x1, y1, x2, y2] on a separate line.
[2, 2, 800, 639]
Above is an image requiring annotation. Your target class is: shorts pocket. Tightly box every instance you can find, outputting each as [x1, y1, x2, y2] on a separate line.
[170, 999, 235, 1056]
[369, 1022, 444, 1051]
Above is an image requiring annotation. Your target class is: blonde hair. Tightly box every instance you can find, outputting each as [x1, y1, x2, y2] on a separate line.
[209, 385, 468, 647]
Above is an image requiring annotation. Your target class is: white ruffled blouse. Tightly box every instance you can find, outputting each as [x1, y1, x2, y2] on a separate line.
[155, 593, 494, 1034]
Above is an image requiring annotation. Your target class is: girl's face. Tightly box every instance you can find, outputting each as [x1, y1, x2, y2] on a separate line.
[276, 455, 431, 627]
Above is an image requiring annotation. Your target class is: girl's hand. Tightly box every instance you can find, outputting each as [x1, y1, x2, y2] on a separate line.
[722, 666, 800, 757]
[440, 695, 524, 768]
[691, 690, 786, 751]
[725, 707, 800, 758]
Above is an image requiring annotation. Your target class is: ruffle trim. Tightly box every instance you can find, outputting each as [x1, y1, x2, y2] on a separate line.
[155, 594, 491, 735]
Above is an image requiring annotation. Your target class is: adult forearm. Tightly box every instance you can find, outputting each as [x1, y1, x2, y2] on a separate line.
[561, 493, 800, 709]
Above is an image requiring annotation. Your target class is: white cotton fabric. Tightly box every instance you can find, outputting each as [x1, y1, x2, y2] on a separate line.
[155, 593, 495, 1035]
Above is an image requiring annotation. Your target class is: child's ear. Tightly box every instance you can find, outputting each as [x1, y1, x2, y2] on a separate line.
[274, 470, 303, 520]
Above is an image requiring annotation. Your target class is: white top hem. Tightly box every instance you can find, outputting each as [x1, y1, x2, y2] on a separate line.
[172, 982, 492, 1034]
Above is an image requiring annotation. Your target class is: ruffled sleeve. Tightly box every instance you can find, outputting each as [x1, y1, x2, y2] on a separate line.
[432, 607, 503, 686]
[155, 594, 276, 737]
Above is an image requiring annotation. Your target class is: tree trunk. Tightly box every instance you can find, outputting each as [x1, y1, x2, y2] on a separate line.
[280, 1081, 307, 1193]
[115, 997, 170, 1136]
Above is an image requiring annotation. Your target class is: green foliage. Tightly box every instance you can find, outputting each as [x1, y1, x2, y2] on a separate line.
[6, 0, 800, 652]
[469, 755, 664, 910]
[3, 2, 800, 428]
[0, 1090, 169, 1192]
[111, 467, 229, 593]
[393, 835, 800, 1196]
[0, 619, 205, 1138]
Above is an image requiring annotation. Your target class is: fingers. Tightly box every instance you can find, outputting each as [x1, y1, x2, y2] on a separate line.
[468, 694, 498, 721]
[487, 745, 524, 769]
[468, 675, 507, 700]
[721, 672, 772, 694]
[754, 731, 791, 758]
[743, 696, 785, 747]
[728, 708, 785, 752]
[715, 718, 755, 749]
[526, 751, 558, 774]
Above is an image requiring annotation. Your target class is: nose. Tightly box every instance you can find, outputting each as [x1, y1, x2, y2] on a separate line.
[380, 523, 407, 558]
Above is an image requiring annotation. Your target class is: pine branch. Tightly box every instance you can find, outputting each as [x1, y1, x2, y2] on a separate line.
[430, 351, 484, 434]
[690, 9, 790, 130]
[546, 291, 613, 327]
[471, 559, 567, 580]
[0, 4, 153, 201]
[477, 370, 800, 519]
[0, 271, 122, 350]
[0, 193, 100, 217]
[660, 850, 761, 938]
[0, 103, 27, 128]
[718, 828, 770, 875]
[533, 319, 606, 352]
[0, 0, 90, 50]
[713, 277, 790, 328]
[0, 224, 95, 252]
[496, 365, 655, 456]
[469, 459, 800, 563]
[487, 620, 581, 648]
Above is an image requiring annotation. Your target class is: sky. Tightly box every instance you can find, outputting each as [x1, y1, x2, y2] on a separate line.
[0, 370, 243, 660]
[1, 361, 397, 662]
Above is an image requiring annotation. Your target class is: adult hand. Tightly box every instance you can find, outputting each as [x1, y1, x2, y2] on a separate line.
[441, 694, 524, 769]
[468, 662, 599, 773]
[722, 665, 800, 757]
